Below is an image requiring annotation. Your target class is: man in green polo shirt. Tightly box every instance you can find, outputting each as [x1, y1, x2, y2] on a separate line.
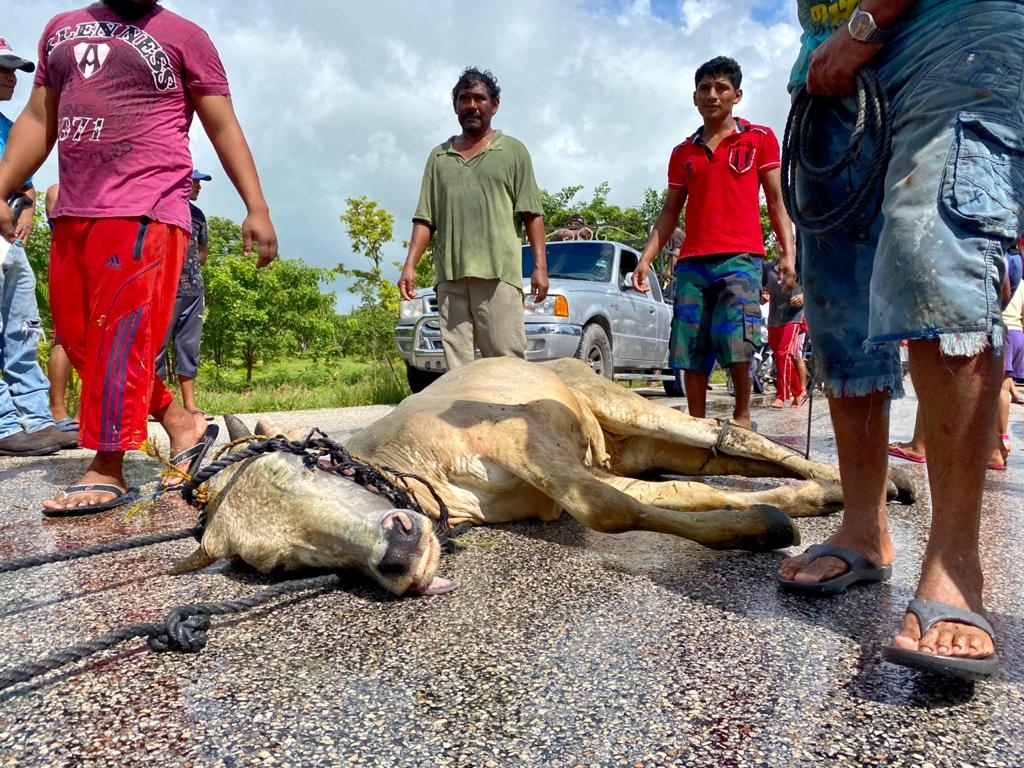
[399, 67, 548, 370]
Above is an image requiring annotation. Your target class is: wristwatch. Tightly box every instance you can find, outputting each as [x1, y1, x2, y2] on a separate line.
[847, 7, 890, 44]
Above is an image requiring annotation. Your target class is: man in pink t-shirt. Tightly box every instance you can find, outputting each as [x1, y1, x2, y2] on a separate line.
[0, 0, 278, 516]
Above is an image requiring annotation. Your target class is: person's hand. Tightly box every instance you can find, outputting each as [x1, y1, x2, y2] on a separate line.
[632, 261, 651, 293]
[13, 207, 33, 243]
[0, 201, 13, 243]
[530, 268, 549, 302]
[790, 293, 804, 309]
[776, 252, 797, 292]
[242, 211, 278, 268]
[806, 26, 882, 97]
[398, 265, 418, 301]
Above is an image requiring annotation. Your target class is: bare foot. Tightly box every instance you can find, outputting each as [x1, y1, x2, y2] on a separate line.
[769, 398, 785, 409]
[42, 452, 127, 511]
[987, 434, 1009, 470]
[889, 554, 994, 661]
[777, 529, 893, 586]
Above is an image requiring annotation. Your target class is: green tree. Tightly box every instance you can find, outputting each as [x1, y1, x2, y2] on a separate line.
[23, 206, 54, 331]
[338, 196, 403, 361]
[202, 216, 337, 381]
[539, 181, 662, 246]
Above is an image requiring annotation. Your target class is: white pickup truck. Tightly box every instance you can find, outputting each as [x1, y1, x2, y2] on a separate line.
[395, 240, 678, 393]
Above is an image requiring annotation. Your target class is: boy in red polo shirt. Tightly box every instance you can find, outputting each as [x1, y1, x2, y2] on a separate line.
[633, 56, 795, 428]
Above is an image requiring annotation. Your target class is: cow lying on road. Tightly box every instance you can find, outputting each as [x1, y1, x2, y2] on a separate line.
[174, 357, 914, 596]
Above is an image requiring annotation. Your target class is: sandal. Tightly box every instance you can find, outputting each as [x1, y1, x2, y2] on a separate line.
[160, 424, 219, 489]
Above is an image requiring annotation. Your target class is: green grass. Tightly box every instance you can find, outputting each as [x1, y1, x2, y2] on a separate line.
[194, 356, 409, 413]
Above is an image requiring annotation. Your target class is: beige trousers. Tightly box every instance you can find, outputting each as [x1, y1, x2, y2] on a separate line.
[437, 277, 526, 369]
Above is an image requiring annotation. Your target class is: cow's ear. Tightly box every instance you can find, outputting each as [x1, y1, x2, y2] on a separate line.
[253, 418, 285, 438]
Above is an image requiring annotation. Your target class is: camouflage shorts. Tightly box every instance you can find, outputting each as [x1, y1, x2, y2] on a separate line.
[669, 253, 763, 371]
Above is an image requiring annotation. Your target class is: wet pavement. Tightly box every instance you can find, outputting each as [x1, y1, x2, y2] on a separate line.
[0, 385, 1022, 767]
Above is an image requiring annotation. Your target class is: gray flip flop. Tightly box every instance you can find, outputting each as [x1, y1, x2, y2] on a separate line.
[882, 599, 1000, 681]
[776, 543, 891, 596]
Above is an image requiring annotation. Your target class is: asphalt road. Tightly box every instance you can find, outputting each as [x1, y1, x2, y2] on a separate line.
[0, 385, 1021, 767]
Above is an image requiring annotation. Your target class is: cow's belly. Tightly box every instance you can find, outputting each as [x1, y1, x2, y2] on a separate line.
[444, 454, 563, 525]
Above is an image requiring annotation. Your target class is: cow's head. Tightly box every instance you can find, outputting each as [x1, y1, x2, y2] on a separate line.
[172, 417, 456, 597]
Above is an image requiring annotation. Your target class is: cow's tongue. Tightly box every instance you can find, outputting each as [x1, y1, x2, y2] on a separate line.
[422, 576, 458, 595]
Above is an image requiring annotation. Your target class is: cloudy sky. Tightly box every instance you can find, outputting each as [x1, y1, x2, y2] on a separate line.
[5, 0, 802, 311]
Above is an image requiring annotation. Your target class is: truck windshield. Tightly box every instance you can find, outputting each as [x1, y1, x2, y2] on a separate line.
[522, 241, 615, 281]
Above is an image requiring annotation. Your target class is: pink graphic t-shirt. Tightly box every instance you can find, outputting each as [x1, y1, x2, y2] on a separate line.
[35, 4, 229, 233]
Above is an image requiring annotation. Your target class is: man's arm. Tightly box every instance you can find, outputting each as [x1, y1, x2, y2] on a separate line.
[193, 93, 277, 268]
[398, 220, 434, 300]
[633, 187, 686, 292]
[0, 85, 58, 240]
[522, 212, 548, 302]
[807, 0, 919, 97]
[761, 167, 797, 290]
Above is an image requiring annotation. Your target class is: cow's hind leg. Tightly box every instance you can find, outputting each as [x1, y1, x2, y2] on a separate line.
[546, 358, 915, 503]
[483, 410, 800, 551]
[595, 471, 844, 518]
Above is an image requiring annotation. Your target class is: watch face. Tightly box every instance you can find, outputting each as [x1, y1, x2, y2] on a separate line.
[848, 10, 874, 40]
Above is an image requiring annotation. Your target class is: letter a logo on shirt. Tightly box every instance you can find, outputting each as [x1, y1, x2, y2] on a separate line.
[73, 42, 111, 79]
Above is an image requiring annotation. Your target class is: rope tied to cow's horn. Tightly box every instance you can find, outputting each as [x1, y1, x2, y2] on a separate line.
[781, 69, 892, 237]
[180, 429, 464, 550]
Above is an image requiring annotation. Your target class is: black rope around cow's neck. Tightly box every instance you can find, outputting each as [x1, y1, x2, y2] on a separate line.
[781, 69, 892, 236]
[181, 429, 458, 546]
[0, 573, 339, 691]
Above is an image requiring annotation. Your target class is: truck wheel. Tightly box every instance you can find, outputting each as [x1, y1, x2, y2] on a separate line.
[405, 363, 443, 393]
[574, 324, 613, 379]
[663, 369, 683, 397]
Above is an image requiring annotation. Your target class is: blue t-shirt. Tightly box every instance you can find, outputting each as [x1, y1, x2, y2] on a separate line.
[789, 0, 974, 89]
[0, 112, 33, 193]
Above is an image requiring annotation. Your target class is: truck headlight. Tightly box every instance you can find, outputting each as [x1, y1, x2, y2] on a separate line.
[400, 296, 432, 321]
[524, 294, 569, 317]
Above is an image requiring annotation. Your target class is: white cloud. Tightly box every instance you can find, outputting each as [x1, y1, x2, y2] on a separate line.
[5, 0, 801, 312]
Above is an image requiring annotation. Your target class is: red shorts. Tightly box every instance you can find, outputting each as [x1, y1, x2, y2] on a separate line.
[50, 217, 186, 451]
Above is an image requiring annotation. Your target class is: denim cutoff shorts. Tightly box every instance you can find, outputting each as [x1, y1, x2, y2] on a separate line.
[797, 2, 1024, 398]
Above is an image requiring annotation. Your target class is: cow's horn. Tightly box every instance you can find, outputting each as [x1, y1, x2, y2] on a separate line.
[224, 414, 254, 441]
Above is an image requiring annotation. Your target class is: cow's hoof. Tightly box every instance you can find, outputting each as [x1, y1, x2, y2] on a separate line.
[886, 467, 917, 505]
[706, 505, 800, 552]
[753, 504, 801, 551]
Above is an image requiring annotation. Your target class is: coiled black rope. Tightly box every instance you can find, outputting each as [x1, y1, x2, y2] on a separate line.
[0, 573, 339, 691]
[781, 69, 892, 236]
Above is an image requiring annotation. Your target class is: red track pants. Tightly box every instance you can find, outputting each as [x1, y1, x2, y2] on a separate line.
[50, 217, 186, 451]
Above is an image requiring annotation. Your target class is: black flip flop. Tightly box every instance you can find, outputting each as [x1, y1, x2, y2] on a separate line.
[882, 599, 1000, 681]
[42, 483, 140, 517]
[161, 423, 220, 490]
[776, 544, 891, 596]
